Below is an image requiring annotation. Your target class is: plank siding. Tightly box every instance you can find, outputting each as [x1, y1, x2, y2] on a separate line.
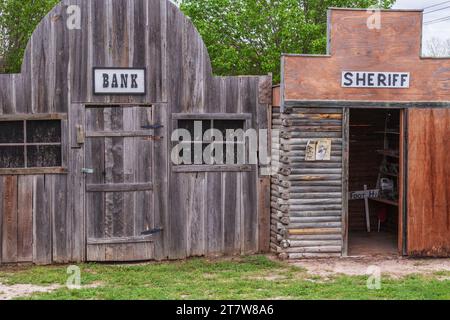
[407, 109, 450, 257]
[0, 0, 270, 265]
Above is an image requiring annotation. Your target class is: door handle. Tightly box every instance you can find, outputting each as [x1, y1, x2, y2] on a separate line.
[81, 168, 95, 174]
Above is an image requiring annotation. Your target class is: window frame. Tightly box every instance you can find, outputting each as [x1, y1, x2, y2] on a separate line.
[0, 114, 67, 175]
[172, 113, 254, 173]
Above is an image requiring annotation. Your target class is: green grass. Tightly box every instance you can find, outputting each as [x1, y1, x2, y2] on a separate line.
[0, 255, 449, 300]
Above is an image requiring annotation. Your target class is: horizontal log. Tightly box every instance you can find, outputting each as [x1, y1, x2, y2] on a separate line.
[288, 228, 341, 235]
[289, 186, 342, 193]
[286, 222, 342, 229]
[289, 216, 342, 223]
[290, 168, 342, 174]
[289, 210, 343, 217]
[288, 234, 342, 241]
[287, 240, 342, 248]
[288, 199, 342, 205]
[287, 253, 341, 259]
[287, 175, 342, 181]
[290, 204, 342, 211]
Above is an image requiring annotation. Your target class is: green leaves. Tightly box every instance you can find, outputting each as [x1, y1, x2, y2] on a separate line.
[0, 0, 59, 73]
[180, 0, 395, 82]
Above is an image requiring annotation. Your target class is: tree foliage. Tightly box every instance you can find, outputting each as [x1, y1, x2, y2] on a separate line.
[0, 0, 395, 77]
[0, 0, 59, 73]
[180, 0, 395, 82]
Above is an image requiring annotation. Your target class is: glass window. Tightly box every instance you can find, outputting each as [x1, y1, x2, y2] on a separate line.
[0, 119, 62, 169]
[175, 119, 246, 165]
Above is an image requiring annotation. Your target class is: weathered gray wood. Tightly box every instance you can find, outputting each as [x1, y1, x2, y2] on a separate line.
[172, 165, 252, 173]
[86, 183, 153, 192]
[17, 176, 33, 262]
[86, 130, 159, 138]
[52, 174, 69, 262]
[1, 176, 18, 263]
[341, 107, 349, 256]
[33, 175, 52, 264]
[87, 235, 153, 245]
[0, 0, 269, 264]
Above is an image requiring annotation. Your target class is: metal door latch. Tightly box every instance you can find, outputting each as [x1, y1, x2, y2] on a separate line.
[81, 168, 95, 174]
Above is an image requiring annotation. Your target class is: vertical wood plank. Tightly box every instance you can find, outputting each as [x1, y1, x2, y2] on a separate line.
[68, 103, 86, 262]
[1, 176, 18, 263]
[33, 175, 52, 264]
[17, 176, 33, 262]
[341, 107, 350, 257]
[153, 103, 169, 260]
[52, 175, 69, 262]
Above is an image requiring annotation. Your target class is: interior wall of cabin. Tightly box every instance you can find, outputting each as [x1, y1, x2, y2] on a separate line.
[348, 109, 400, 255]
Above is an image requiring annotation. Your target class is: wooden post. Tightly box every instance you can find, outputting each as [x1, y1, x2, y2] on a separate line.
[364, 184, 371, 233]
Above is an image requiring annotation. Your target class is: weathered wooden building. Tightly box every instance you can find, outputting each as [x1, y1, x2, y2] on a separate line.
[1, 3, 449, 265]
[271, 8, 450, 259]
[0, 0, 272, 265]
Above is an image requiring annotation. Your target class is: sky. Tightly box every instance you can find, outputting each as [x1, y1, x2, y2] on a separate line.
[393, 0, 450, 46]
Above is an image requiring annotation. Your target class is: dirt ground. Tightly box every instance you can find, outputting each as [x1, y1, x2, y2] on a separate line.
[291, 255, 450, 278]
[0, 283, 61, 300]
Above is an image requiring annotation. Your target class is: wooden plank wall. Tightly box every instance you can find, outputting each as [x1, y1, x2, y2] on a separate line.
[407, 109, 450, 257]
[271, 107, 343, 259]
[0, 0, 271, 264]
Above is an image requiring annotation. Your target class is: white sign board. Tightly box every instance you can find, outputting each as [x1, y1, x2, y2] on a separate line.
[342, 71, 410, 88]
[94, 68, 146, 95]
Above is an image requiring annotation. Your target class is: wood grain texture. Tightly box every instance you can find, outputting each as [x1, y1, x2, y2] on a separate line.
[284, 10, 450, 103]
[271, 107, 344, 259]
[407, 109, 450, 257]
[0, 0, 270, 264]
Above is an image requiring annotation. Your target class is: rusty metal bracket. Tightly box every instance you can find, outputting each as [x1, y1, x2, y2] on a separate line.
[142, 136, 163, 141]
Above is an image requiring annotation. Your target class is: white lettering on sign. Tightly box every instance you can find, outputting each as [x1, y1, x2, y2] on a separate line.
[94, 68, 146, 95]
[342, 71, 410, 88]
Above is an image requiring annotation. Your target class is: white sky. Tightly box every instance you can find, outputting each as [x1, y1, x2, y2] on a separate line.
[393, 0, 450, 43]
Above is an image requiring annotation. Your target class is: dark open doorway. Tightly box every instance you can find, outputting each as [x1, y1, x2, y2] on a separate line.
[347, 108, 402, 256]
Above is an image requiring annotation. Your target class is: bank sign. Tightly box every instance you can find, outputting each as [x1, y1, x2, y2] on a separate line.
[342, 71, 410, 89]
[94, 68, 146, 95]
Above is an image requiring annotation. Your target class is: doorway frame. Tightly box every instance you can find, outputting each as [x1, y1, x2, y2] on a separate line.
[342, 107, 406, 257]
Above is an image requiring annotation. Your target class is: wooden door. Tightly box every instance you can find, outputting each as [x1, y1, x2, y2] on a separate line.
[84, 105, 155, 261]
[407, 108, 450, 257]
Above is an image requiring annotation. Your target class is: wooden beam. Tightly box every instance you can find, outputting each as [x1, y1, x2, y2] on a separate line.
[86, 183, 153, 193]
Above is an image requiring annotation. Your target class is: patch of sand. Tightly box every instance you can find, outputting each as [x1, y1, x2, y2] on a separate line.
[291, 256, 450, 278]
[0, 283, 61, 300]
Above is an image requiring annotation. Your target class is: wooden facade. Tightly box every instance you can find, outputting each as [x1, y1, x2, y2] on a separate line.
[0, 0, 271, 265]
[273, 9, 450, 259]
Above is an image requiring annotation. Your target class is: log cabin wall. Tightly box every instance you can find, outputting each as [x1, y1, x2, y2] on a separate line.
[271, 107, 344, 259]
[0, 0, 271, 265]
